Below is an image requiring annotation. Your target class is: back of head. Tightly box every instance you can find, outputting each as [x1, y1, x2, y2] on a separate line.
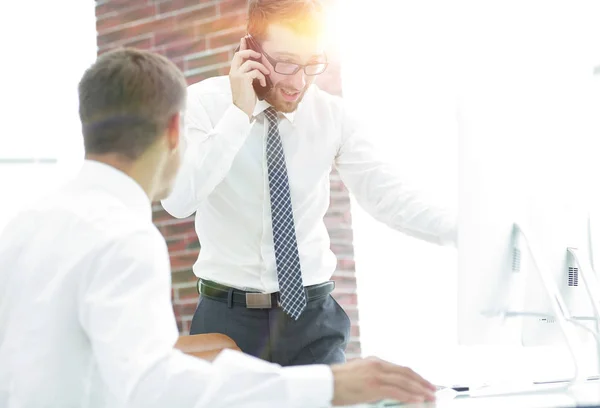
[78, 48, 187, 161]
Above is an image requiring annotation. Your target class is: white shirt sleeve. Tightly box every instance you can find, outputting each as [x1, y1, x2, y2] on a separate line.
[335, 105, 457, 247]
[161, 88, 253, 219]
[78, 229, 333, 408]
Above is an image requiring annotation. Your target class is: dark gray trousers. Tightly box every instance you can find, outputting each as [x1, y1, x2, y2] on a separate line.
[189, 293, 351, 366]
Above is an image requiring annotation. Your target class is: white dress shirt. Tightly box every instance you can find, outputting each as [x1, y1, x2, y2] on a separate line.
[0, 160, 332, 408]
[162, 76, 456, 292]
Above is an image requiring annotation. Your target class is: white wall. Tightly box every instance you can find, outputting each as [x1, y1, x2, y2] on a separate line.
[0, 1, 97, 231]
[337, 0, 600, 385]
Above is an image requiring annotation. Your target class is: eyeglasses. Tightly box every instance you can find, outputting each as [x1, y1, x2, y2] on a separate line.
[255, 41, 328, 76]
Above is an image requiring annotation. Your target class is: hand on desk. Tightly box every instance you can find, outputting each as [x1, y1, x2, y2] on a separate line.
[331, 357, 437, 406]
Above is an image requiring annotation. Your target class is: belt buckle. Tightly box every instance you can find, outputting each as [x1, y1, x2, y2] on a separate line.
[246, 293, 272, 309]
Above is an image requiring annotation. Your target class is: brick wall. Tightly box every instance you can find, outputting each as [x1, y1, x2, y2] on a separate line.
[95, 0, 360, 359]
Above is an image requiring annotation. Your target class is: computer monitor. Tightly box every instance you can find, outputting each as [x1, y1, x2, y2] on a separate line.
[456, 98, 599, 382]
[456, 103, 528, 347]
[519, 199, 592, 348]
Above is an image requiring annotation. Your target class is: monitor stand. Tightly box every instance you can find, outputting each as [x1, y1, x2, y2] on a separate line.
[482, 223, 600, 387]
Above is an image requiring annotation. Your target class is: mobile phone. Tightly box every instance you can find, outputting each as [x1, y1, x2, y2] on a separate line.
[237, 34, 272, 100]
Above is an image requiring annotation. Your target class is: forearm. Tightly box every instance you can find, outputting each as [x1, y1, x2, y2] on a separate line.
[128, 349, 333, 408]
[386, 195, 457, 246]
[338, 159, 457, 247]
[359, 180, 455, 246]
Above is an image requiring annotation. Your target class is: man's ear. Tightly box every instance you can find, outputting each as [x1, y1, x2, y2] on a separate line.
[166, 111, 181, 152]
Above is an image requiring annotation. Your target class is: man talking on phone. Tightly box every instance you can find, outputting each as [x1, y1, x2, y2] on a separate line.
[162, 0, 456, 367]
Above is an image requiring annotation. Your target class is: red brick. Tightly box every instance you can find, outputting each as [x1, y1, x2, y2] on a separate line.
[185, 67, 225, 84]
[96, 0, 150, 18]
[346, 341, 361, 355]
[350, 324, 360, 338]
[126, 36, 154, 51]
[161, 38, 206, 59]
[324, 214, 344, 224]
[328, 227, 353, 241]
[173, 301, 199, 317]
[175, 317, 184, 332]
[172, 268, 197, 284]
[96, 5, 156, 34]
[342, 210, 353, 223]
[186, 238, 201, 250]
[157, 218, 195, 236]
[175, 5, 218, 26]
[153, 213, 187, 227]
[206, 27, 246, 49]
[159, 232, 197, 247]
[182, 319, 192, 334]
[98, 35, 154, 54]
[330, 183, 347, 194]
[330, 243, 355, 255]
[198, 63, 231, 78]
[152, 202, 164, 211]
[176, 319, 190, 334]
[177, 284, 201, 300]
[166, 236, 187, 253]
[329, 194, 350, 209]
[333, 293, 358, 307]
[218, 0, 248, 15]
[173, 57, 186, 72]
[326, 213, 349, 225]
[332, 275, 357, 291]
[186, 72, 209, 86]
[154, 25, 197, 47]
[195, 12, 246, 36]
[152, 207, 175, 223]
[186, 50, 230, 71]
[165, 234, 198, 250]
[169, 249, 199, 270]
[345, 308, 360, 323]
[99, 16, 176, 47]
[324, 215, 350, 230]
[157, 0, 204, 14]
[337, 259, 356, 271]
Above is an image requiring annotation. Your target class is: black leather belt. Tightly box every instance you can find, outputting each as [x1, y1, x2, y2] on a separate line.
[198, 279, 335, 309]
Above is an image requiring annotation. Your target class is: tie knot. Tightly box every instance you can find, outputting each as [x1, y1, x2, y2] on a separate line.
[264, 107, 278, 124]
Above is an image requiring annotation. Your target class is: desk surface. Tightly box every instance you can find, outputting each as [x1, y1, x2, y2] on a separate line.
[347, 380, 600, 408]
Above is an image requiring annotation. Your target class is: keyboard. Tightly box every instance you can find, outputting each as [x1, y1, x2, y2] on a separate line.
[468, 381, 570, 398]
[373, 387, 459, 406]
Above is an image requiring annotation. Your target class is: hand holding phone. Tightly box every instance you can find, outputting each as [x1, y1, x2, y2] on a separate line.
[244, 35, 273, 100]
[229, 36, 271, 118]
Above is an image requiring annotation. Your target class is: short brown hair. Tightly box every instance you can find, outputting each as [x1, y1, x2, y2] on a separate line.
[78, 48, 187, 160]
[247, 0, 325, 41]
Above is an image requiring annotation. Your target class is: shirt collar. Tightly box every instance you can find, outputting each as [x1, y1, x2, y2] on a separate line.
[77, 160, 152, 221]
[252, 99, 296, 123]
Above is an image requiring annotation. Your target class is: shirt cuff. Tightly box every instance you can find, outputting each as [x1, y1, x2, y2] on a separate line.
[441, 213, 458, 247]
[282, 364, 334, 408]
